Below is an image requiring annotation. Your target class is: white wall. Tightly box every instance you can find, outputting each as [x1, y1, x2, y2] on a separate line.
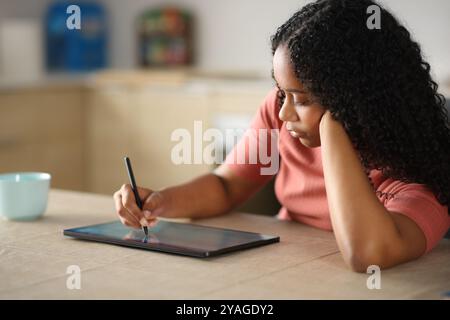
[379, 0, 450, 85]
[99, 0, 307, 75]
[100, 0, 450, 84]
[1, 0, 449, 83]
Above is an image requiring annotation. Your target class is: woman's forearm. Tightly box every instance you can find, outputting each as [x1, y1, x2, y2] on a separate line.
[319, 113, 403, 271]
[160, 173, 236, 219]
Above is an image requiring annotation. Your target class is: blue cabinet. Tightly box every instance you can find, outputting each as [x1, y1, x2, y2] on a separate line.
[46, 1, 107, 72]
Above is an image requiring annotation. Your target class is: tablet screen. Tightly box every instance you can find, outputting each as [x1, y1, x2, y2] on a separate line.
[64, 220, 279, 257]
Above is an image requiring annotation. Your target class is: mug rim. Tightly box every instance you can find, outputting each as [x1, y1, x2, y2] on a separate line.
[0, 172, 51, 182]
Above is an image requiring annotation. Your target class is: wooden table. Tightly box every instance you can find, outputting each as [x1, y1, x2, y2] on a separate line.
[0, 189, 449, 299]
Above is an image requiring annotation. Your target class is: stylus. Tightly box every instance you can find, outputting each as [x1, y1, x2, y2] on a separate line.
[124, 156, 149, 237]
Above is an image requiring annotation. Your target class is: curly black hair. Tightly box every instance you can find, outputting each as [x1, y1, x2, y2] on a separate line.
[271, 0, 450, 212]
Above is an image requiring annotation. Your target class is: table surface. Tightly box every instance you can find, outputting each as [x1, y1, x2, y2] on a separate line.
[0, 189, 449, 299]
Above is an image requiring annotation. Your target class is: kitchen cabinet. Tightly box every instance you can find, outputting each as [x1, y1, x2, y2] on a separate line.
[134, 85, 211, 190]
[84, 85, 136, 194]
[85, 83, 212, 194]
[83, 75, 272, 195]
[0, 87, 85, 190]
[0, 73, 278, 215]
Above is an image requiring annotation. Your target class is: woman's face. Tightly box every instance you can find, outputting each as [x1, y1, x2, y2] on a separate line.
[273, 45, 326, 148]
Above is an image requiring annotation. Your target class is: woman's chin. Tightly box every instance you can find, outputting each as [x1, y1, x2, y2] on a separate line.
[299, 137, 320, 148]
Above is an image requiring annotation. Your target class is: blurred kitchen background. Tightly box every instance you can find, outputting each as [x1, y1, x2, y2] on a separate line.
[0, 0, 449, 216]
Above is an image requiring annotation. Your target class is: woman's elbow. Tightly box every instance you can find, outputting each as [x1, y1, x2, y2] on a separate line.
[342, 243, 389, 273]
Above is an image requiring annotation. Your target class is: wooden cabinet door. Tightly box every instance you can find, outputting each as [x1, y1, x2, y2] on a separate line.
[134, 85, 211, 190]
[84, 79, 271, 197]
[85, 85, 137, 194]
[0, 87, 84, 190]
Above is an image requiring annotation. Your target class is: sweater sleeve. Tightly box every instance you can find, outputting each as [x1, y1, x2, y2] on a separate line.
[222, 88, 281, 186]
[382, 182, 450, 253]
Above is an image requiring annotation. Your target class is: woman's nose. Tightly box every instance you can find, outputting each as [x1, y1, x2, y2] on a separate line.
[278, 100, 298, 122]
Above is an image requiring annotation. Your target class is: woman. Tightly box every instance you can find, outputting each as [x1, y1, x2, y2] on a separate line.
[114, 0, 450, 272]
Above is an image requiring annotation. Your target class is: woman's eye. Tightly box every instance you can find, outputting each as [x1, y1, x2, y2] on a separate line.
[295, 100, 310, 106]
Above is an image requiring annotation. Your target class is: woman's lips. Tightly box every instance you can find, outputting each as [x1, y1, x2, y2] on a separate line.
[288, 130, 307, 138]
[286, 123, 307, 138]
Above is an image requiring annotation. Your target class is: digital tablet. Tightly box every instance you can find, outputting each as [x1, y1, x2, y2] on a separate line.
[63, 220, 279, 257]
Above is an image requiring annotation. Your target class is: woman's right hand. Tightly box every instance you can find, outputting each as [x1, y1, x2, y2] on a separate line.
[113, 184, 166, 229]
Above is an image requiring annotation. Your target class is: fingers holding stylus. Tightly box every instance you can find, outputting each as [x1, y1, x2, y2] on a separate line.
[142, 192, 164, 221]
[114, 184, 148, 228]
[114, 190, 141, 228]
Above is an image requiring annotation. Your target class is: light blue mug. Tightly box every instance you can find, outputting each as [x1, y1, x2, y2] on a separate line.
[0, 172, 51, 221]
